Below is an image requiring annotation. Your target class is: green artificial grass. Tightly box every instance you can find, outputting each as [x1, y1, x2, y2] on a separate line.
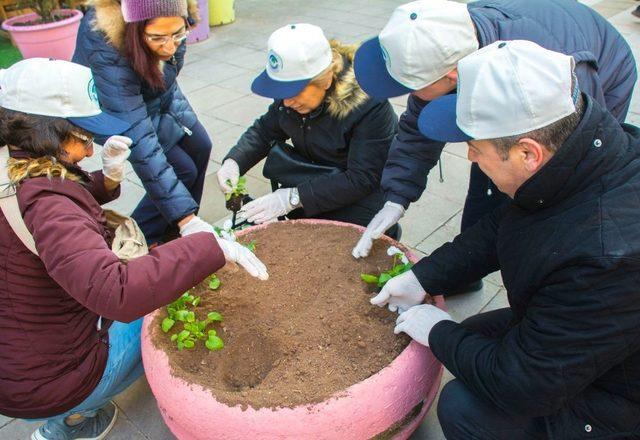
[0, 37, 22, 68]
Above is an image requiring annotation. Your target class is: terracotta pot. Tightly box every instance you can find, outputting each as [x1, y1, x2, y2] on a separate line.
[2, 10, 82, 61]
[142, 219, 444, 440]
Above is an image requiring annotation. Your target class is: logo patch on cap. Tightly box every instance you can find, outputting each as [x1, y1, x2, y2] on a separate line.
[87, 78, 99, 104]
[268, 50, 283, 73]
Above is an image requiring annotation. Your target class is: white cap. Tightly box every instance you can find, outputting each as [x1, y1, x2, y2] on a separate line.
[354, 0, 478, 98]
[418, 40, 578, 142]
[252, 24, 333, 99]
[0, 58, 129, 135]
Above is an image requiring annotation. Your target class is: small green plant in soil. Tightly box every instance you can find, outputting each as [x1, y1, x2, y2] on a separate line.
[15, 0, 74, 24]
[361, 246, 413, 288]
[225, 176, 248, 211]
[161, 289, 224, 351]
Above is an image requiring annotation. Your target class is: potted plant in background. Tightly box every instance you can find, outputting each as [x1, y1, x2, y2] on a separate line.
[1, 0, 82, 60]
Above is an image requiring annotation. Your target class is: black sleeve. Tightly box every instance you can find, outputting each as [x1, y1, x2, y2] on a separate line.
[429, 256, 640, 417]
[411, 203, 507, 295]
[224, 101, 289, 174]
[380, 95, 447, 208]
[297, 100, 397, 216]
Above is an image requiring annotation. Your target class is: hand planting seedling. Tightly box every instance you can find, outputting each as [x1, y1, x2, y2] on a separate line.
[161, 290, 225, 351]
[361, 246, 412, 288]
[225, 176, 248, 212]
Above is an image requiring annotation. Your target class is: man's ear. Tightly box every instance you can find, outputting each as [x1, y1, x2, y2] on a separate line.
[517, 138, 549, 172]
[444, 68, 458, 85]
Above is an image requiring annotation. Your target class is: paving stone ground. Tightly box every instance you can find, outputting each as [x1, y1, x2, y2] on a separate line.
[1, 0, 638, 438]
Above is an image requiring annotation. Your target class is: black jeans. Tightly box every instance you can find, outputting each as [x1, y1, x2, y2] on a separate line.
[437, 308, 548, 440]
[461, 163, 510, 232]
[132, 121, 212, 244]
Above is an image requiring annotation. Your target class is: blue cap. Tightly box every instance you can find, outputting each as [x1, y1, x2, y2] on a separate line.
[250, 70, 311, 100]
[417, 94, 472, 142]
[354, 37, 414, 99]
[68, 112, 130, 136]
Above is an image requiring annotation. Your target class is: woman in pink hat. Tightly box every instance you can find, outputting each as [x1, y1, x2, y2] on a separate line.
[73, 0, 216, 246]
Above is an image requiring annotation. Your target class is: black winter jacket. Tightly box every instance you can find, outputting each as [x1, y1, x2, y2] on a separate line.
[224, 43, 398, 217]
[417, 97, 640, 438]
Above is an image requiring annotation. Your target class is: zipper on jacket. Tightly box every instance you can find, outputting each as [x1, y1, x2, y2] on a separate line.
[168, 111, 193, 136]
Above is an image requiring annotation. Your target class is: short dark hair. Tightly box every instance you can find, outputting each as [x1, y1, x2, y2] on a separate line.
[0, 108, 91, 159]
[488, 93, 585, 159]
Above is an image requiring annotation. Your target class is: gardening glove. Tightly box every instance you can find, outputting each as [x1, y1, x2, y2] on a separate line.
[394, 304, 453, 347]
[239, 188, 293, 224]
[101, 135, 132, 183]
[216, 159, 240, 194]
[179, 216, 269, 280]
[352, 202, 405, 258]
[370, 270, 426, 313]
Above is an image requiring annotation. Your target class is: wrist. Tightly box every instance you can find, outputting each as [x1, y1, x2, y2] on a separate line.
[178, 214, 195, 228]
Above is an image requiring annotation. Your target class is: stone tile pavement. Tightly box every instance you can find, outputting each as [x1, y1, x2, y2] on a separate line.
[1, 0, 638, 438]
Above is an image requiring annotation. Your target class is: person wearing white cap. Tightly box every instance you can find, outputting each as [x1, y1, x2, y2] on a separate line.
[374, 40, 640, 438]
[0, 59, 268, 440]
[215, 24, 399, 233]
[351, 0, 637, 295]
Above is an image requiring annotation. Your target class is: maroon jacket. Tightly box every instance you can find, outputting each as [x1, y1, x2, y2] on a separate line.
[0, 166, 225, 418]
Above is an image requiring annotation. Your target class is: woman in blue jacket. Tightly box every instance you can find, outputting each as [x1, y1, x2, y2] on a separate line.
[73, 0, 211, 244]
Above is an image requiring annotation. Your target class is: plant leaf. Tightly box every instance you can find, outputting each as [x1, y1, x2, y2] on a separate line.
[170, 334, 178, 342]
[377, 272, 393, 287]
[178, 330, 190, 342]
[161, 317, 175, 333]
[183, 340, 195, 349]
[208, 275, 221, 290]
[175, 310, 189, 322]
[207, 311, 223, 322]
[192, 297, 201, 307]
[205, 336, 224, 351]
[187, 311, 195, 323]
[208, 329, 217, 337]
[360, 273, 379, 284]
[245, 240, 257, 253]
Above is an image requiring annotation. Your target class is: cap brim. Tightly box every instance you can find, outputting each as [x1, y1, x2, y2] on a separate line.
[418, 94, 472, 142]
[251, 70, 311, 99]
[354, 37, 414, 99]
[68, 112, 130, 136]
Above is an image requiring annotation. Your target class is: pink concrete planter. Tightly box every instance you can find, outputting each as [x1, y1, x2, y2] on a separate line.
[186, 0, 210, 44]
[2, 10, 82, 61]
[142, 219, 444, 439]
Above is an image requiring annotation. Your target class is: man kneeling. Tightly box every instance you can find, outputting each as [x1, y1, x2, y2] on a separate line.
[374, 40, 640, 439]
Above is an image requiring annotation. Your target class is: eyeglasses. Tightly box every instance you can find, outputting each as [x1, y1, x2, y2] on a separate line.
[71, 131, 94, 148]
[145, 30, 190, 46]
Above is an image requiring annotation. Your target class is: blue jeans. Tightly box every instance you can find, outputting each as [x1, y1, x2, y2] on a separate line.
[132, 121, 213, 244]
[40, 319, 144, 423]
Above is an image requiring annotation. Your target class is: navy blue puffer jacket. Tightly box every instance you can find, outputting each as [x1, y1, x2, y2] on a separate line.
[73, 0, 198, 224]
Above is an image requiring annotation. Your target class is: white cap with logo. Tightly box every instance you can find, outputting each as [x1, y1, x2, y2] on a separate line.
[0, 58, 129, 135]
[355, 0, 478, 98]
[251, 23, 333, 99]
[418, 40, 579, 142]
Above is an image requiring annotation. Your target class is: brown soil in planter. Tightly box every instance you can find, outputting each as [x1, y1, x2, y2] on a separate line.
[11, 14, 74, 26]
[152, 222, 415, 410]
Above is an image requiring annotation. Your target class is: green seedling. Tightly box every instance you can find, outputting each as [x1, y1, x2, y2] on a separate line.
[245, 240, 257, 253]
[225, 176, 247, 202]
[208, 274, 221, 290]
[161, 289, 225, 351]
[361, 249, 413, 288]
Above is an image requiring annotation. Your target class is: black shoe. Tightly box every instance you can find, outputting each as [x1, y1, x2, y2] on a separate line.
[445, 279, 483, 296]
[633, 6, 640, 18]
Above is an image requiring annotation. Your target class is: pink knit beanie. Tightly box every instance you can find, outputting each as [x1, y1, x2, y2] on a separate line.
[121, 0, 188, 23]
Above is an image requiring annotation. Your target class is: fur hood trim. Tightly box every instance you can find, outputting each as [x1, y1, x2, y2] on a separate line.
[85, 0, 199, 51]
[325, 40, 370, 120]
[8, 156, 81, 186]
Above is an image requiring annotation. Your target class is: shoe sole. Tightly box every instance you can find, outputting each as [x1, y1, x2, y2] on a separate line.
[31, 406, 118, 440]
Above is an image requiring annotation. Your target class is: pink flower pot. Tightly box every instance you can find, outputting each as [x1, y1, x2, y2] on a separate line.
[2, 9, 82, 61]
[141, 219, 445, 440]
[187, 0, 209, 44]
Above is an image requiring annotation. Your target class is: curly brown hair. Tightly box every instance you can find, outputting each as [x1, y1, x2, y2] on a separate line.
[0, 108, 91, 160]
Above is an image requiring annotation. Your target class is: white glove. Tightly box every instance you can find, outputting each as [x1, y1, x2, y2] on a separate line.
[370, 269, 426, 313]
[352, 201, 405, 258]
[101, 136, 132, 183]
[179, 215, 269, 280]
[216, 159, 240, 193]
[394, 304, 453, 347]
[239, 188, 293, 224]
